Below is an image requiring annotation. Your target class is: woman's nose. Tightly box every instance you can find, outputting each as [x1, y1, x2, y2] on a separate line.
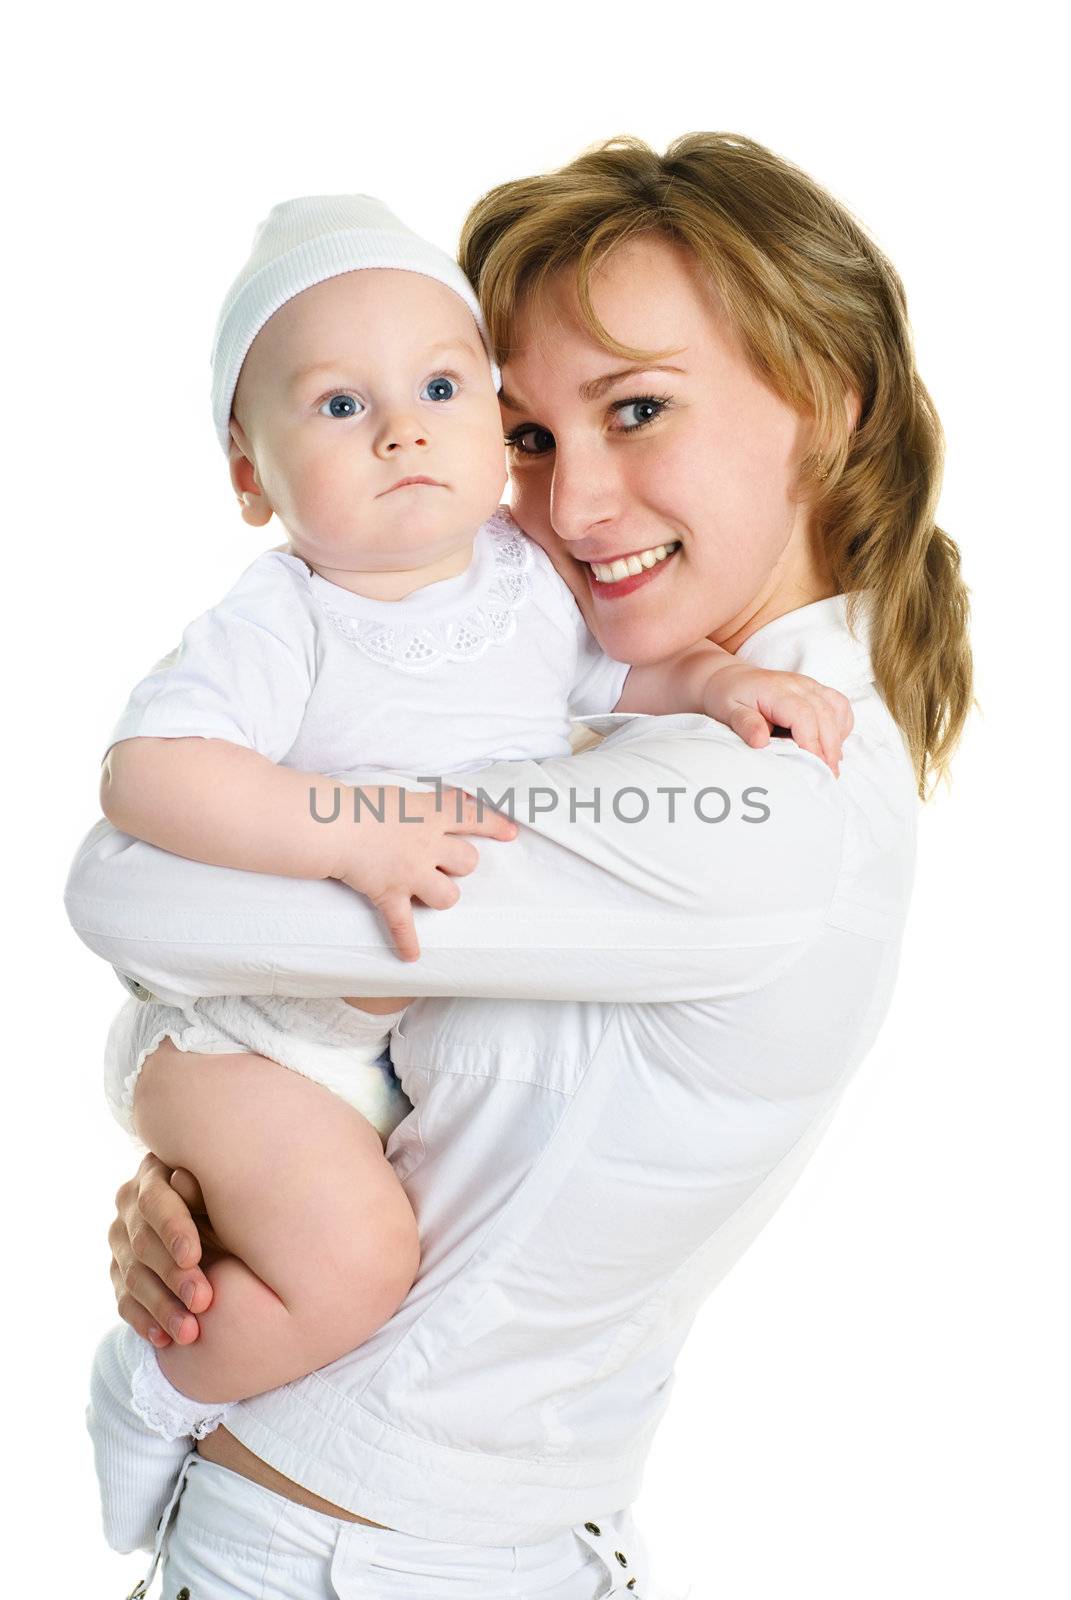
[549, 449, 619, 545]
[373, 412, 429, 458]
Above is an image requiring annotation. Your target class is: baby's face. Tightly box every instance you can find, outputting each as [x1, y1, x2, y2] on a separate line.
[231, 270, 507, 576]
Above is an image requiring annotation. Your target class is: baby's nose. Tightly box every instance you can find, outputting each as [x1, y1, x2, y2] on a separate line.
[374, 411, 429, 456]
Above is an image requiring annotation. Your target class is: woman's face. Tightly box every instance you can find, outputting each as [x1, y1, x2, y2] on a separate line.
[499, 235, 827, 663]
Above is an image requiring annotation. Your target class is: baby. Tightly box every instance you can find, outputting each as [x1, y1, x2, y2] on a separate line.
[89, 195, 851, 1557]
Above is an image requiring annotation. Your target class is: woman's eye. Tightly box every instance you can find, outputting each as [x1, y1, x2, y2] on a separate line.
[504, 424, 555, 457]
[421, 375, 457, 402]
[612, 396, 668, 431]
[319, 393, 362, 419]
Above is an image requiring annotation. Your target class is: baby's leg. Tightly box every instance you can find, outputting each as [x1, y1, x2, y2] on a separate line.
[132, 1039, 420, 1405]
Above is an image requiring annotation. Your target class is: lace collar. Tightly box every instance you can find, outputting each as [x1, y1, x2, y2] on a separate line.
[304, 508, 533, 673]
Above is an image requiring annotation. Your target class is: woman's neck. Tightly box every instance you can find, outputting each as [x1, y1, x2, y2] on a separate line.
[713, 520, 839, 654]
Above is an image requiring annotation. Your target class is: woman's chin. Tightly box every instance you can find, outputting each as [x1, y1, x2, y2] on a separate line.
[590, 615, 683, 669]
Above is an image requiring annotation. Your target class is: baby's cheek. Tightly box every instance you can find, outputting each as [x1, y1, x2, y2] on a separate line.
[464, 433, 510, 516]
[508, 476, 553, 544]
[292, 456, 358, 535]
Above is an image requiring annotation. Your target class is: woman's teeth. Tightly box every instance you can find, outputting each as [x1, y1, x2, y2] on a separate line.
[589, 541, 681, 583]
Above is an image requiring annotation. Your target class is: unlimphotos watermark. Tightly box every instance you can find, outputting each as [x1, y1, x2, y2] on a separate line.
[309, 776, 772, 826]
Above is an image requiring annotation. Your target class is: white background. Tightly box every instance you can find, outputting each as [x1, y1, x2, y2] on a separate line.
[6, 3, 1067, 1595]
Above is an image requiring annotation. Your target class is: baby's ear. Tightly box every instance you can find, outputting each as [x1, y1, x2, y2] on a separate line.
[228, 422, 273, 528]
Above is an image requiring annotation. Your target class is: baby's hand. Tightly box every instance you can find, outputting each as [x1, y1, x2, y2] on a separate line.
[702, 664, 854, 776]
[331, 785, 518, 961]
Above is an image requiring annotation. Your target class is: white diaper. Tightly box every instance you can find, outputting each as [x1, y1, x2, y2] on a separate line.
[103, 992, 412, 1147]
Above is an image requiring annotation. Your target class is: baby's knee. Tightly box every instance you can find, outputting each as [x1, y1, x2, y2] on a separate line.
[330, 1174, 420, 1305]
[299, 1186, 420, 1348]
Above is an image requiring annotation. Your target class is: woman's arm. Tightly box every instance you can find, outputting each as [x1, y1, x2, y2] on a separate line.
[67, 712, 847, 1004]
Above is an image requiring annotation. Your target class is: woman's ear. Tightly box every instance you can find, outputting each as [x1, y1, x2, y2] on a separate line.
[228, 421, 274, 528]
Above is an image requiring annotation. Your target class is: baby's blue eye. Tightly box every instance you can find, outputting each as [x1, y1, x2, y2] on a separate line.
[421, 376, 457, 402]
[320, 393, 362, 419]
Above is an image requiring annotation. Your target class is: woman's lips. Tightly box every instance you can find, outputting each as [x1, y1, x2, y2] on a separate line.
[583, 542, 681, 601]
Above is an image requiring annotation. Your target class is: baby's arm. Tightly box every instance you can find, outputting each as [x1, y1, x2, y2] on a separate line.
[102, 737, 347, 879]
[102, 737, 515, 961]
[101, 558, 514, 959]
[613, 639, 854, 776]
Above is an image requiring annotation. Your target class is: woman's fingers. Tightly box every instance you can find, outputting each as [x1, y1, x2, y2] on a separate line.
[167, 1167, 228, 1262]
[168, 1166, 206, 1214]
[134, 1154, 203, 1271]
[110, 1253, 167, 1345]
[111, 1155, 213, 1340]
[114, 1253, 202, 1347]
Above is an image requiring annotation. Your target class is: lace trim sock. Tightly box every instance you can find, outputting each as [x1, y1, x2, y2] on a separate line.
[130, 1341, 233, 1441]
[87, 1324, 195, 1555]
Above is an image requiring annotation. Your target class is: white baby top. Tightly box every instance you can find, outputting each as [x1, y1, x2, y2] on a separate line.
[71, 591, 920, 1547]
[107, 507, 630, 779]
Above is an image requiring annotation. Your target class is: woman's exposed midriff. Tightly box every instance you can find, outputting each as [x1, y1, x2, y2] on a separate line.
[196, 1424, 395, 1529]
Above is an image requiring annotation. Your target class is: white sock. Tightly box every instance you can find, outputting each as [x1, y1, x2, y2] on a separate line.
[129, 1336, 233, 1441]
[86, 1323, 197, 1554]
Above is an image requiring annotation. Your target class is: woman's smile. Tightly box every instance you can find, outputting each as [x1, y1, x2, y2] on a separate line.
[584, 539, 682, 599]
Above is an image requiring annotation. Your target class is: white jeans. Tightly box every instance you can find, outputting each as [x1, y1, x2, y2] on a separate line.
[132, 1450, 670, 1599]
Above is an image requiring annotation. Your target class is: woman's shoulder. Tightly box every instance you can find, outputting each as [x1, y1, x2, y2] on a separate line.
[582, 696, 917, 948]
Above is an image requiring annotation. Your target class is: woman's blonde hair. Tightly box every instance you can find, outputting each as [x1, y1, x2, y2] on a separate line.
[459, 133, 972, 798]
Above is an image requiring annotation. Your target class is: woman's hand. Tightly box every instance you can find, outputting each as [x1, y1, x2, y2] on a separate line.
[110, 1153, 221, 1347]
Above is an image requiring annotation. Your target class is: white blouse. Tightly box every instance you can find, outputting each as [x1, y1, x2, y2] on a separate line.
[68, 592, 919, 1546]
[106, 508, 630, 781]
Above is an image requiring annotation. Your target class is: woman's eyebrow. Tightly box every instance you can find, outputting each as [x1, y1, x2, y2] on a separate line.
[578, 363, 686, 401]
[499, 363, 686, 412]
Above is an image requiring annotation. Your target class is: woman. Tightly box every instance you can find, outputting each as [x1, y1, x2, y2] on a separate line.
[70, 132, 971, 1598]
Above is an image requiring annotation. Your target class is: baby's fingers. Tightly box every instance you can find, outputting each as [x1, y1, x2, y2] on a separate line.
[727, 706, 772, 750]
[821, 685, 855, 741]
[778, 699, 826, 766]
[444, 788, 518, 840]
[375, 891, 422, 963]
[809, 689, 852, 774]
[437, 837, 480, 878]
[416, 870, 462, 912]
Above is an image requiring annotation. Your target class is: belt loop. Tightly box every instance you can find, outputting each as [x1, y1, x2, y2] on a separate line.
[124, 1446, 198, 1599]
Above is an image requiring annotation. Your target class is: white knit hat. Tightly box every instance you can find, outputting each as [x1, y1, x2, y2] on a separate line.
[210, 194, 500, 453]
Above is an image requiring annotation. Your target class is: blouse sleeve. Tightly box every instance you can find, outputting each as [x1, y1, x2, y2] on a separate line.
[566, 606, 632, 716]
[65, 712, 847, 1005]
